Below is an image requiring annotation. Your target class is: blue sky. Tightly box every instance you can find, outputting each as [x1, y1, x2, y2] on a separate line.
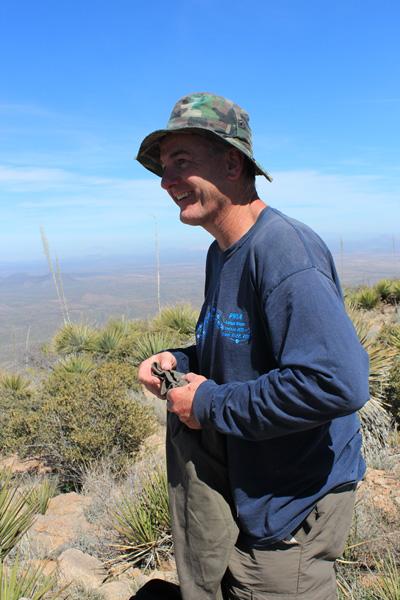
[1, 0, 399, 264]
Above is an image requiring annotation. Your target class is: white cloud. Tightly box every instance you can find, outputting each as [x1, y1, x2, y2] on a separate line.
[257, 170, 400, 237]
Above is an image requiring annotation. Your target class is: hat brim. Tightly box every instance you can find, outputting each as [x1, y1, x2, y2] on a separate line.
[135, 126, 273, 182]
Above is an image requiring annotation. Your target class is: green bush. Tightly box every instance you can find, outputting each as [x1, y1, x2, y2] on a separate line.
[30, 363, 155, 486]
[0, 388, 42, 455]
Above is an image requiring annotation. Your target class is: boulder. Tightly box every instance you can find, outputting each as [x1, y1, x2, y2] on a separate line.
[29, 492, 92, 555]
[57, 548, 106, 589]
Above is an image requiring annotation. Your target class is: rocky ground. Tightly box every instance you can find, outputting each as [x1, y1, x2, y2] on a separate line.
[3, 432, 399, 600]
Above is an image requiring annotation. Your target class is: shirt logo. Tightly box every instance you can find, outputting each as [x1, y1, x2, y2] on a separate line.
[196, 307, 252, 344]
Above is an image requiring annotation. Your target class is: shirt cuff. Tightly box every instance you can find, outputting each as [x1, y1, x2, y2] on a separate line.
[193, 379, 219, 428]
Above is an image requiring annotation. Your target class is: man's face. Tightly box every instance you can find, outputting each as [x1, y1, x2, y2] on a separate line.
[159, 133, 230, 229]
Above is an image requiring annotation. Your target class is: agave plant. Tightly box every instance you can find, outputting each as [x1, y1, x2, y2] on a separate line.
[155, 302, 199, 335]
[108, 463, 171, 573]
[51, 322, 98, 356]
[347, 307, 398, 447]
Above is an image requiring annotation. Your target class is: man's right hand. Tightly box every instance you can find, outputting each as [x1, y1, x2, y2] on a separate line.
[138, 352, 177, 399]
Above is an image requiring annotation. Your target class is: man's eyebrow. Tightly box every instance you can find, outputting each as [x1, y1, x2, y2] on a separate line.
[160, 148, 192, 167]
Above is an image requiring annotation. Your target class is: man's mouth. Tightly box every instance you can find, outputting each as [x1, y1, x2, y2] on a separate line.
[175, 191, 192, 201]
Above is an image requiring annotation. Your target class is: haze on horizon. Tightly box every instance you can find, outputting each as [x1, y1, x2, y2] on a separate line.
[1, 0, 399, 265]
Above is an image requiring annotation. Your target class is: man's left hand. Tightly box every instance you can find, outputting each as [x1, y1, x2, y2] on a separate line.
[166, 372, 207, 429]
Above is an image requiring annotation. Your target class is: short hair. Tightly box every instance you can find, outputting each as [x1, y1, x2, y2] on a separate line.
[205, 135, 256, 186]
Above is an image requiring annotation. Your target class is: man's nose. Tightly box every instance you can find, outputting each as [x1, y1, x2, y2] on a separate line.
[161, 166, 179, 191]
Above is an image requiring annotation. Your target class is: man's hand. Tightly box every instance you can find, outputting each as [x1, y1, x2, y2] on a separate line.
[166, 372, 207, 429]
[138, 352, 177, 399]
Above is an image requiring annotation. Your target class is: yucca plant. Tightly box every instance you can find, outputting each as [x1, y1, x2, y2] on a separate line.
[355, 287, 381, 310]
[51, 322, 98, 356]
[54, 354, 95, 375]
[0, 469, 40, 560]
[108, 463, 171, 573]
[0, 375, 31, 392]
[372, 551, 400, 599]
[155, 302, 199, 335]
[25, 477, 58, 515]
[105, 317, 138, 337]
[347, 307, 398, 447]
[0, 553, 63, 600]
[374, 279, 394, 302]
[390, 281, 400, 304]
[131, 332, 179, 366]
[93, 329, 125, 356]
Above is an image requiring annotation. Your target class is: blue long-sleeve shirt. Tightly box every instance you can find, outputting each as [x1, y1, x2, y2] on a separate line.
[171, 207, 369, 546]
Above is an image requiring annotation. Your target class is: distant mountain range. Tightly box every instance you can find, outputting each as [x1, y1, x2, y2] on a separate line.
[0, 237, 398, 369]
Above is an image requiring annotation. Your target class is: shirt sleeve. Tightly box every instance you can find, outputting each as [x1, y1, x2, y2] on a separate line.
[168, 344, 199, 374]
[193, 267, 370, 440]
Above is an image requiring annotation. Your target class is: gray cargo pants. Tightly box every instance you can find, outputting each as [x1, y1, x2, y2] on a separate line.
[166, 412, 239, 600]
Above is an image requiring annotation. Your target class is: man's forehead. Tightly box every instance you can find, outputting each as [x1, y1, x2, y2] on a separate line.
[160, 132, 209, 159]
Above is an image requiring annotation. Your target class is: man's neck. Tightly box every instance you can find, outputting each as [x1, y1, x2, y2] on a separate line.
[210, 199, 267, 250]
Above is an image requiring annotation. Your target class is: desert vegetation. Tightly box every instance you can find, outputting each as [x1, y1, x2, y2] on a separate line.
[0, 289, 399, 599]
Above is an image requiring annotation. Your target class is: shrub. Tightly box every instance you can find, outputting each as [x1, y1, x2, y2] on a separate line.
[35, 362, 155, 486]
[0, 388, 42, 455]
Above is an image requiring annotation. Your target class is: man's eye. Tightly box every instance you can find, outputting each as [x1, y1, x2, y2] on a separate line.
[177, 158, 187, 166]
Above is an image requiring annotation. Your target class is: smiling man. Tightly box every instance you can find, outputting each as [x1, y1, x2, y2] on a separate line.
[136, 93, 369, 600]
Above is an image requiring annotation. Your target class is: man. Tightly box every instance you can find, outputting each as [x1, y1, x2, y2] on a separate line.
[136, 93, 369, 600]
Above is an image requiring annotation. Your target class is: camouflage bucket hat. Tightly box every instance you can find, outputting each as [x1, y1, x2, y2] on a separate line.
[136, 92, 273, 182]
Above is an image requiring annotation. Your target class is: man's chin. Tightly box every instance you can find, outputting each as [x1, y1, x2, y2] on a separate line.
[180, 215, 199, 226]
[179, 210, 201, 226]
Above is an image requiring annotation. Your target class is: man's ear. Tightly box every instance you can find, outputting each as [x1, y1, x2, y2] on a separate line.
[225, 148, 244, 181]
